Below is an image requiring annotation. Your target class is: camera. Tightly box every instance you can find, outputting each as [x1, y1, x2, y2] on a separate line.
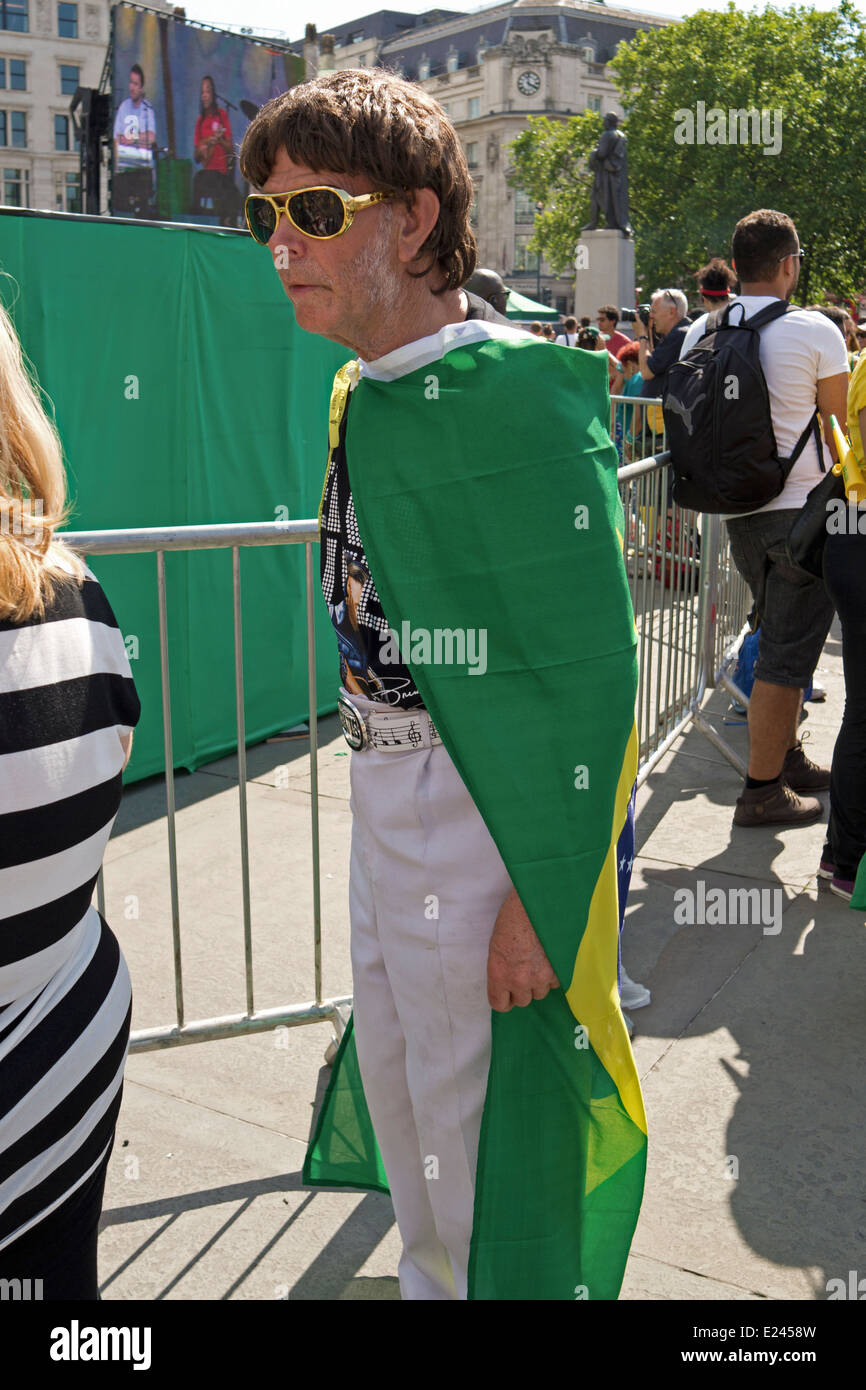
[620, 304, 651, 326]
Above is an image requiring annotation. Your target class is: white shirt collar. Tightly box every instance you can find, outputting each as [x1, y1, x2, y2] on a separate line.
[357, 317, 538, 384]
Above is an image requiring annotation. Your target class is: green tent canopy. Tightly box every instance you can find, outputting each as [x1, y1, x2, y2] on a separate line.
[505, 288, 559, 321]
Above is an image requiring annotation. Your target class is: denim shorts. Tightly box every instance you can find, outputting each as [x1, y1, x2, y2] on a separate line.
[725, 509, 835, 689]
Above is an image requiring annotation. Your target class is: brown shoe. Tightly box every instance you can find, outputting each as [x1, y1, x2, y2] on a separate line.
[781, 736, 831, 792]
[733, 779, 823, 827]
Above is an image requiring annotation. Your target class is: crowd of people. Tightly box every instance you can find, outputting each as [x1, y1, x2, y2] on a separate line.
[524, 221, 864, 903]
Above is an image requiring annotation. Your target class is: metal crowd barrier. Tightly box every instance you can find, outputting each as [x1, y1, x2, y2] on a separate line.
[63, 521, 351, 1054]
[61, 406, 753, 1053]
[611, 395, 753, 785]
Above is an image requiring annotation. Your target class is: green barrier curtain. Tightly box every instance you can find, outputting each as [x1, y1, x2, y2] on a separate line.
[0, 211, 347, 782]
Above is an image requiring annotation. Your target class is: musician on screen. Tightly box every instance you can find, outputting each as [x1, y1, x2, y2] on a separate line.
[113, 63, 156, 171]
[192, 75, 239, 226]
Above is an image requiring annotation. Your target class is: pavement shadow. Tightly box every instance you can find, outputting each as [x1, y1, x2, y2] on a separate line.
[624, 760, 866, 1298]
[99, 1161, 397, 1301]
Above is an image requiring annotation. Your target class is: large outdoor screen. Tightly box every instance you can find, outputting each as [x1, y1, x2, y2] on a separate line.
[110, 4, 303, 225]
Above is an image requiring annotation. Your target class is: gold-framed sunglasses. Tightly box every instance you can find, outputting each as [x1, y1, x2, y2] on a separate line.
[244, 185, 395, 244]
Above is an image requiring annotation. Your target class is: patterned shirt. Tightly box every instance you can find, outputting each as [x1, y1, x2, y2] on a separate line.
[319, 292, 512, 709]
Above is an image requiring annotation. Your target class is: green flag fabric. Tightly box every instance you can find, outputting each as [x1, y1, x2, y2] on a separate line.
[851, 851, 866, 911]
[303, 321, 646, 1299]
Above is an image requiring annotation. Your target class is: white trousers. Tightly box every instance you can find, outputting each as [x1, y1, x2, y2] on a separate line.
[347, 691, 512, 1300]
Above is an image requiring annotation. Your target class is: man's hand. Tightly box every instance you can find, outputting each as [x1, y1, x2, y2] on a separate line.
[638, 324, 654, 379]
[487, 888, 560, 1012]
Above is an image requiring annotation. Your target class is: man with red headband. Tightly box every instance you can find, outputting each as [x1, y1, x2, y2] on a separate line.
[678, 256, 738, 355]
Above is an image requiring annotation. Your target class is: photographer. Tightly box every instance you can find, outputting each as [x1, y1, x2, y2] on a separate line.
[638, 288, 690, 396]
[629, 289, 687, 456]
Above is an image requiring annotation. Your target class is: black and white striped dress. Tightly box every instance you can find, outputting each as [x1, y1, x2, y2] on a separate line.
[0, 551, 139, 1252]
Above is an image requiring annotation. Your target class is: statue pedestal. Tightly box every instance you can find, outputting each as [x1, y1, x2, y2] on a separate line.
[574, 229, 635, 326]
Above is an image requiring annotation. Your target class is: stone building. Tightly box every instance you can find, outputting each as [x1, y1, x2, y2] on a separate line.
[293, 1, 672, 313]
[0, 0, 170, 214]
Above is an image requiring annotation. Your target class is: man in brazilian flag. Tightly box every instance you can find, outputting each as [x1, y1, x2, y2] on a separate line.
[240, 68, 646, 1301]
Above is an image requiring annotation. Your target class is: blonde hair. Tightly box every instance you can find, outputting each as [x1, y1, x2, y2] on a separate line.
[0, 297, 83, 622]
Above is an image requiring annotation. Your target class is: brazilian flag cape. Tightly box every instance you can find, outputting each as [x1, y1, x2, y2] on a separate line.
[302, 319, 647, 1299]
[852, 852, 866, 910]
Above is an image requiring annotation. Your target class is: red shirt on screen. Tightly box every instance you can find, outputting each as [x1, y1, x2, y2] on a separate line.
[195, 110, 232, 174]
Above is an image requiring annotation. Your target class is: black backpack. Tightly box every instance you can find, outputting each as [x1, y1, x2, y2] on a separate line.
[662, 301, 822, 514]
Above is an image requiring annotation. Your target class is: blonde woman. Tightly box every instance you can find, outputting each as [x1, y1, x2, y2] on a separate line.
[0, 302, 139, 1297]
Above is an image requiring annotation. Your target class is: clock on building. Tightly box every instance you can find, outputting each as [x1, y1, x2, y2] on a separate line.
[516, 70, 541, 96]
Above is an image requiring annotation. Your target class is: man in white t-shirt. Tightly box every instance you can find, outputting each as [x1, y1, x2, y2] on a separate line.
[701, 210, 848, 828]
[113, 64, 157, 172]
[555, 315, 578, 346]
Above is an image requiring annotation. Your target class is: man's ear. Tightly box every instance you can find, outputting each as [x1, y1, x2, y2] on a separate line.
[395, 187, 441, 268]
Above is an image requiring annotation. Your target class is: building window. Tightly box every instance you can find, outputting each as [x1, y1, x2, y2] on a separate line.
[446, 47, 459, 73]
[1, 57, 26, 89]
[468, 96, 480, 119]
[582, 45, 596, 62]
[418, 55, 430, 80]
[57, 1, 77, 38]
[60, 63, 79, 95]
[54, 113, 69, 150]
[513, 234, 538, 273]
[56, 168, 80, 211]
[465, 141, 478, 168]
[3, 165, 28, 204]
[587, 94, 602, 113]
[0, 1, 28, 33]
[514, 188, 537, 224]
[0, 108, 27, 146]
[469, 191, 478, 227]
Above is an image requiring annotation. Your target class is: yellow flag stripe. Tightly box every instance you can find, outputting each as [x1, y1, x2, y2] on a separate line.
[318, 361, 358, 530]
[566, 722, 647, 1137]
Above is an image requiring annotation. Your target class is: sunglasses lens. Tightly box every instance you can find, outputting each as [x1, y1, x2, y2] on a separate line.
[288, 188, 346, 237]
[246, 198, 276, 244]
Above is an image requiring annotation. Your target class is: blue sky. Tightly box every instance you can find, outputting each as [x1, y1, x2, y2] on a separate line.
[182, 1, 866, 44]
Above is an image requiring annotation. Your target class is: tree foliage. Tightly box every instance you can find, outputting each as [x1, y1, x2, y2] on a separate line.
[508, 111, 602, 276]
[509, 2, 866, 303]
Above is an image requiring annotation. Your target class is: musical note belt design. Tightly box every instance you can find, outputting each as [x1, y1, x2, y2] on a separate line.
[337, 695, 442, 753]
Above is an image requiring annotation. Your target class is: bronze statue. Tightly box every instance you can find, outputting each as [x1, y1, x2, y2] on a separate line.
[582, 114, 632, 238]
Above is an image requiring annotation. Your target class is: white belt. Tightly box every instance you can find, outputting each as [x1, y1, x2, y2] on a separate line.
[338, 695, 442, 752]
